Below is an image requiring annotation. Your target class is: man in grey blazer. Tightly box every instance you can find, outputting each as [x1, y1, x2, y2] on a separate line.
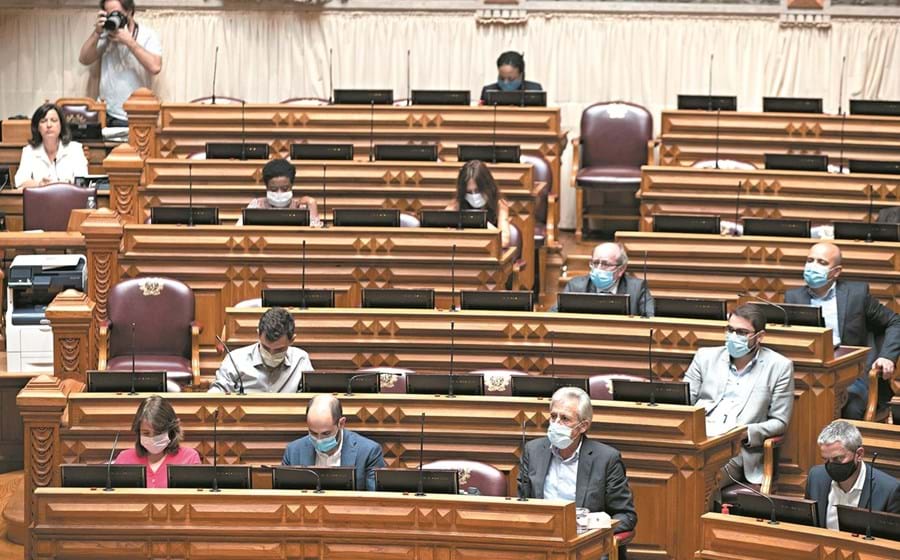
[282, 394, 385, 491]
[805, 420, 900, 530]
[554, 242, 654, 316]
[684, 304, 795, 484]
[518, 387, 637, 542]
[785, 242, 899, 419]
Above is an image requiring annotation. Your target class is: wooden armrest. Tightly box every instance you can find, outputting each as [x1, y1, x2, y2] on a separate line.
[646, 137, 661, 165]
[864, 364, 881, 422]
[97, 321, 110, 370]
[545, 193, 558, 245]
[190, 321, 203, 386]
[760, 435, 784, 495]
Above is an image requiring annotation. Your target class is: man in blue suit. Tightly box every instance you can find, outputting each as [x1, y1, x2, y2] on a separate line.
[805, 420, 899, 530]
[282, 394, 385, 491]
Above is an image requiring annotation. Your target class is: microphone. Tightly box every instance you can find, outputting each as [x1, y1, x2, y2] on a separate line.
[328, 48, 334, 105]
[714, 108, 722, 170]
[300, 240, 307, 310]
[707, 53, 714, 112]
[517, 420, 528, 501]
[647, 328, 658, 407]
[740, 291, 789, 327]
[864, 451, 879, 540]
[129, 322, 137, 395]
[406, 49, 411, 107]
[838, 110, 847, 174]
[368, 101, 375, 163]
[321, 164, 328, 228]
[448, 321, 456, 398]
[211, 409, 220, 492]
[215, 334, 245, 395]
[285, 466, 324, 493]
[210, 46, 219, 105]
[240, 101, 247, 161]
[641, 250, 649, 318]
[549, 331, 555, 376]
[866, 186, 874, 241]
[450, 244, 457, 312]
[492, 102, 498, 163]
[725, 464, 777, 525]
[416, 412, 426, 496]
[188, 163, 194, 227]
[837, 55, 847, 116]
[103, 431, 120, 492]
[733, 181, 741, 237]
[344, 371, 400, 396]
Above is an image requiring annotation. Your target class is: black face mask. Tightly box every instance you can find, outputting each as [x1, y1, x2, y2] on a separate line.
[825, 458, 858, 483]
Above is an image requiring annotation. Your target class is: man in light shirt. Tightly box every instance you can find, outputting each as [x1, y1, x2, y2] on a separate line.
[282, 394, 385, 491]
[805, 420, 899, 529]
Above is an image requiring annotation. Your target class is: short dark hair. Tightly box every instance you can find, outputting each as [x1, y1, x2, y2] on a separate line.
[258, 307, 295, 341]
[131, 395, 183, 457]
[100, 0, 135, 14]
[730, 303, 766, 333]
[29, 103, 71, 148]
[262, 158, 296, 188]
[306, 395, 343, 424]
[496, 51, 525, 74]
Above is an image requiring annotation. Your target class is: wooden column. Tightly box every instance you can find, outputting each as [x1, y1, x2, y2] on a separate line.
[16, 375, 66, 560]
[103, 144, 144, 224]
[80, 210, 125, 360]
[45, 290, 96, 384]
[123, 87, 160, 160]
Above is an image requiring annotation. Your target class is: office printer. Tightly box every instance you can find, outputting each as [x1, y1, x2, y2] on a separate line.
[5, 254, 86, 372]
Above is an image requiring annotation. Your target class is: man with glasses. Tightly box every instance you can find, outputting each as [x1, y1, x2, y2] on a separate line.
[684, 304, 794, 486]
[555, 242, 654, 316]
[518, 387, 637, 556]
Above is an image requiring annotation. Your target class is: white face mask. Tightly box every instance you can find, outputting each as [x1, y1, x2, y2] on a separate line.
[140, 433, 170, 455]
[267, 190, 292, 208]
[260, 344, 287, 368]
[465, 192, 487, 209]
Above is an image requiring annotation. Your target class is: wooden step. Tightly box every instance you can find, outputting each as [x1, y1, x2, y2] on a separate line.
[0, 471, 24, 546]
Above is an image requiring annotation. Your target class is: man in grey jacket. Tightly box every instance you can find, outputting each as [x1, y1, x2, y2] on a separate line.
[684, 303, 795, 484]
[555, 242, 654, 316]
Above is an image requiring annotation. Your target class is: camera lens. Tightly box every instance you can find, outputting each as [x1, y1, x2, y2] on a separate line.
[103, 11, 125, 31]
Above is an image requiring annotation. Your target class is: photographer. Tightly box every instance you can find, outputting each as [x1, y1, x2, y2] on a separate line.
[78, 1, 162, 127]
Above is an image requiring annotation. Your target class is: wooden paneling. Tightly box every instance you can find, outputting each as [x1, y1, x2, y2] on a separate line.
[695, 512, 900, 560]
[658, 110, 900, 167]
[848, 420, 900, 480]
[32, 488, 615, 560]
[0, 373, 36, 473]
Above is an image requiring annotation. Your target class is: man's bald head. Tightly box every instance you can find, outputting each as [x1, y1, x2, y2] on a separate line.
[591, 242, 628, 267]
[306, 394, 345, 438]
[808, 242, 842, 267]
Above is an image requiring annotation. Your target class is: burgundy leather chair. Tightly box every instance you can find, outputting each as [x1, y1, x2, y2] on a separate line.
[519, 154, 553, 247]
[692, 159, 756, 170]
[470, 369, 528, 396]
[189, 96, 246, 104]
[720, 436, 784, 504]
[355, 367, 413, 394]
[99, 277, 202, 387]
[589, 374, 649, 400]
[23, 183, 95, 231]
[423, 459, 507, 497]
[573, 102, 652, 239]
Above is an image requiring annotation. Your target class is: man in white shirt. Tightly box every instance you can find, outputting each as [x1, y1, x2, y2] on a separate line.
[805, 420, 899, 529]
[78, 0, 162, 126]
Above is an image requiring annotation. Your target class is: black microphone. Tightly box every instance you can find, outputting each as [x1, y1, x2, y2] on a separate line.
[740, 291, 789, 327]
[549, 331, 556, 377]
[321, 164, 328, 228]
[448, 321, 456, 398]
[215, 334, 245, 395]
[866, 186, 874, 243]
[416, 412, 426, 496]
[492, 102, 498, 163]
[300, 239, 307, 310]
[104, 431, 120, 492]
[328, 48, 334, 105]
[211, 409, 220, 492]
[641, 250, 649, 318]
[210, 46, 219, 105]
[725, 464, 777, 525]
[733, 181, 741, 237]
[838, 110, 847, 174]
[714, 108, 722, 170]
[286, 466, 324, 493]
[344, 371, 400, 396]
[647, 328, 658, 407]
[129, 322, 137, 395]
[837, 55, 847, 116]
[864, 451, 879, 540]
[517, 420, 528, 501]
[187, 162, 194, 227]
[240, 100, 247, 161]
[707, 53, 714, 111]
[450, 244, 457, 312]
[368, 100, 375, 163]
[406, 49, 411, 107]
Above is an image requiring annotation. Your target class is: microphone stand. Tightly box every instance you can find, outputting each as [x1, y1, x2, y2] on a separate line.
[300, 240, 308, 310]
[740, 291, 790, 327]
[104, 431, 120, 492]
[129, 322, 137, 395]
[345, 371, 399, 396]
[517, 420, 528, 501]
[211, 410, 220, 492]
[647, 328, 657, 407]
[321, 164, 328, 229]
[368, 101, 375, 163]
[211, 46, 219, 105]
[415, 412, 426, 496]
[863, 451, 879, 540]
[450, 244, 457, 312]
[725, 465, 777, 525]
[215, 334, 246, 395]
[447, 321, 456, 398]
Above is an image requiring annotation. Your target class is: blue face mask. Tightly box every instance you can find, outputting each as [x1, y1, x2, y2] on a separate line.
[497, 77, 523, 91]
[803, 262, 831, 289]
[589, 267, 616, 291]
[312, 430, 339, 453]
[725, 331, 754, 359]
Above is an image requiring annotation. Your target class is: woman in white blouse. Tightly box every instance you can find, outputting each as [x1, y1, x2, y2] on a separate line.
[14, 103, 89, 188]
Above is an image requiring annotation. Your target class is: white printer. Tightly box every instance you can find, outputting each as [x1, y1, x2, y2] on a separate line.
[5, 254, 86, 372]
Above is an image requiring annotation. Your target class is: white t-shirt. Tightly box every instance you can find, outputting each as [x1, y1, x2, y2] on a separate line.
[14, 141, 89, 187]
[97, 22, 162, 121]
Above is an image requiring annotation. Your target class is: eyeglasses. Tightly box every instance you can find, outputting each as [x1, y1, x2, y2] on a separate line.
[725, 326, 756, 337]
[589, 260, 621, 271]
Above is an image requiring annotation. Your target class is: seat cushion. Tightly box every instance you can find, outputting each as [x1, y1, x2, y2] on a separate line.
[107, 355, 193, 385]
[721, 482, 762, 504]
[576, 166, 641, 187]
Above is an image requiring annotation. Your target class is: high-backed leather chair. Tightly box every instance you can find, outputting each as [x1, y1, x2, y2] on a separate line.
[189, 96, 246, 104]
[99, 277, 202, 387]
[572, 102, 652, 239]
[470, 369, 528, 396]
[355, 367, 413, 394]
[520, 154, 554, 247]
[399, 213, 420, 228]
[57, 96, 107, 131]
[589, 373, 649, 400]
[423, 459, 507, 497]
[23, 183, 95, 231]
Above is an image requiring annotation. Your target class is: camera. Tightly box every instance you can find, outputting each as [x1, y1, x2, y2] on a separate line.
[103, 10, 128, 32]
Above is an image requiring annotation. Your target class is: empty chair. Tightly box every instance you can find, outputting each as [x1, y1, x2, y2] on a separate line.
[187, 152, 207, 160]
[23, 183, 95, 231]
[520, 154, 554, 247]
[470, 369, 528, 396]
[355, 367, 413, 394]
[589, 373, 649, 400]
[423, 459, 507, 497]
[399, 213, 420, 228]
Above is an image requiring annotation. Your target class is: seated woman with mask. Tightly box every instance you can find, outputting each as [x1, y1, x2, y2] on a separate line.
[114, 395, 201, 488]
[245, 158, 321, 226]
[479, 51, 543, 104]
[445, 160, 510, 247]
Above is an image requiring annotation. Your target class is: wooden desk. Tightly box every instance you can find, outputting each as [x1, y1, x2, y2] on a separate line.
[31, 488, 615, 560]
[657, 109, 900, 167]
[608, 232, 900, 312]
[637, 165, 900, 229]
[695, 512, 900, 560]
[18, 375, 740, 560]
[848, 420, 900, 480]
